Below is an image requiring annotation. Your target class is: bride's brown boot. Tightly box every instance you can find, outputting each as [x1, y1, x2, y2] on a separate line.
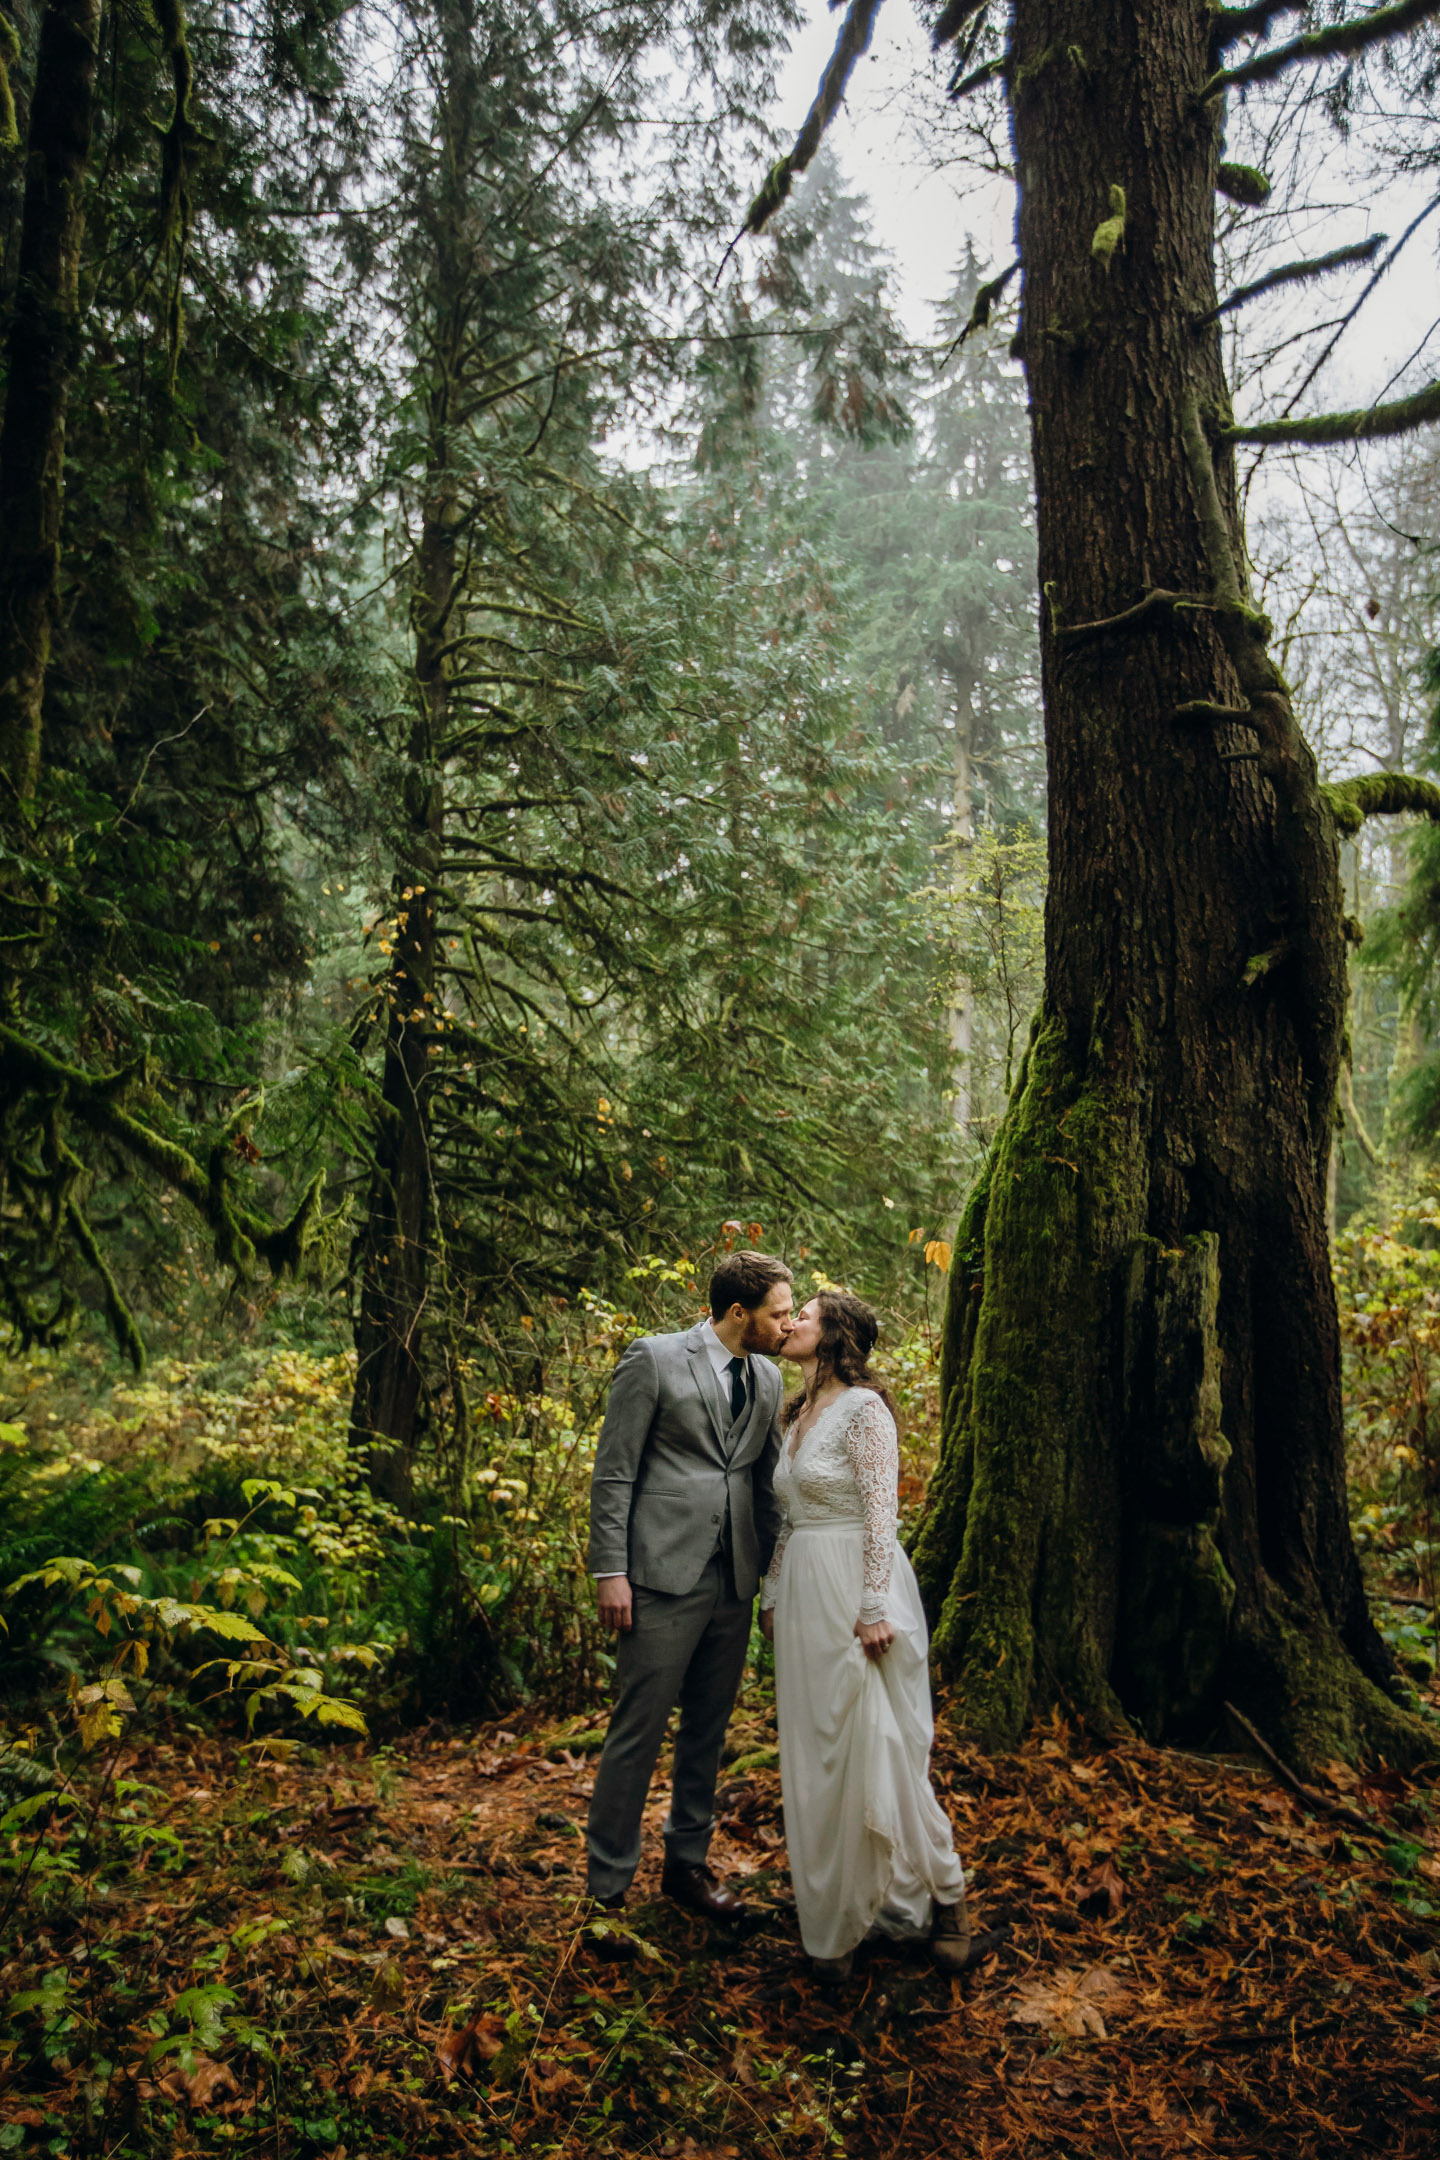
[810, 1950, 854, 1983]
[929, 1894, 972, 1973]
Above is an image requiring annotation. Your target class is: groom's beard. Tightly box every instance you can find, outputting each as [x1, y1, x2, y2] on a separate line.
[740, 1316, 785, 1354]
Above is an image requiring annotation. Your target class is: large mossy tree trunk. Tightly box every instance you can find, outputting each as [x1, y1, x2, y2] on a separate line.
[910, 0, 1426, 1772]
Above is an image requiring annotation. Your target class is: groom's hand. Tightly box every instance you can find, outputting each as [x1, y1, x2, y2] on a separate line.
[596, 1574, 633, 1632]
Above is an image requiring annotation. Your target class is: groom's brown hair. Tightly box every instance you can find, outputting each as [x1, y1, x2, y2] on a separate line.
[708, 1250, 792, 1316]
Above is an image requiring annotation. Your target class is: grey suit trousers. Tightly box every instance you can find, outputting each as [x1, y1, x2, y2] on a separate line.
[585, 1554, 751, 1899]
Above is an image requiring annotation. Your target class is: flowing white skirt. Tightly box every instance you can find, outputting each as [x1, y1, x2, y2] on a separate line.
[771, 1520, 966, 1961]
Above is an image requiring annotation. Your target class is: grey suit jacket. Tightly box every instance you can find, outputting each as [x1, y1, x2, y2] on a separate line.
[587, 1323, 784, 1599]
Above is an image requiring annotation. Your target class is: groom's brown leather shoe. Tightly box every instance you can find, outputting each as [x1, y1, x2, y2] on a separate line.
[660, 1861, 747, 1920]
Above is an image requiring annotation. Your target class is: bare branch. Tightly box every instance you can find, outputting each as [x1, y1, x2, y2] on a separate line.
[740, 0, 888, 238]
[1226, 376, 1440, 445]
[1321, 770, 1440, 835]
[1201, 0, 1440, 99]
[1193, 236, 1387, 327]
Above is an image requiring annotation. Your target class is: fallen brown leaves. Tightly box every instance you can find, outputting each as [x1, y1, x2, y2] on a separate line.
[0, 1693, 1436, 2158]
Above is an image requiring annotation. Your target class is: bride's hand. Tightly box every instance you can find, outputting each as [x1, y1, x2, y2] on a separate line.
[760, 1608, 775, 1642]
[854, 1617, 894, 1661]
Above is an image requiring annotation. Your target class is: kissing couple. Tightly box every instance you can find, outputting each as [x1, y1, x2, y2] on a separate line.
[585, 1248, 969, 1980]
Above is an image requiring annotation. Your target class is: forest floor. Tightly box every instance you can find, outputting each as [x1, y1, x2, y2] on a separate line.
[3, 1686, 1440, 2160]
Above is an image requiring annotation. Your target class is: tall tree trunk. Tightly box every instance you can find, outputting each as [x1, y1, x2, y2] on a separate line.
[912, 0, 1423, 1770]
[0, 0, 98, 813]
[349, 520, 449, 1503]
[350, 0, 472, 1503]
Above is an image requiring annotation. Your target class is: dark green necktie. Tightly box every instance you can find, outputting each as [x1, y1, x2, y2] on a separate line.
[726, 1355, 746, 1422]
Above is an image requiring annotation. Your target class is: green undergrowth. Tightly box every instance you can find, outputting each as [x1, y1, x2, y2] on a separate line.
[0, 1256, 947, 1739]
[1336, 1193, 1440, 1698]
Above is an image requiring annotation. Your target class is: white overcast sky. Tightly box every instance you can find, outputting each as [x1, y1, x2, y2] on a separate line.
[767, 1, 1440, 410]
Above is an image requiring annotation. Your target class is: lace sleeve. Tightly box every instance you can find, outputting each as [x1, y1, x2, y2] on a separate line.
[844, 1393, 899, 1625]
[759, 1517, 792, 1613]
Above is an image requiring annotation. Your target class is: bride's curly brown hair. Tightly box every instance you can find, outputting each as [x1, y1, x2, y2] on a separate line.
[783, 1289, 898, 1429]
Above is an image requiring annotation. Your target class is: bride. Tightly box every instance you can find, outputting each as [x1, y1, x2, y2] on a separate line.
[759, 1289, 969, 1980]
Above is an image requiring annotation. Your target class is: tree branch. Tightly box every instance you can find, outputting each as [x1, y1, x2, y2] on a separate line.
[1210, 3, 1305, 49]
[740, 0, 888, 238]
[1054, 589, 1214, 645]
[1202, 0, 1440, 99]
[1177, 698, 1256, 724]
[1339, 1061, 1383, 1167]
[932, 0, 987, 46]
[1193, 235, 1387, 327]
[949, 55, 1006, 99]
[1225, 376, 1440, 445]
[1321, 771, 1440, 835]
[947, 261, 1020, 355]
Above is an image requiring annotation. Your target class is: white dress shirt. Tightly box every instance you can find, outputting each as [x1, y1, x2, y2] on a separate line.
[701, 1317, 749, 1403]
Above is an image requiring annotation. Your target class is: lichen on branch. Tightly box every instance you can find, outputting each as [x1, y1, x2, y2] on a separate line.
[1201, 0, 1440, 100]
[1321, 771, 1440, 837]
[740, 0, 888, 238]
[1194, 235, 1386, 327]
[1225, 377, 1440, 445]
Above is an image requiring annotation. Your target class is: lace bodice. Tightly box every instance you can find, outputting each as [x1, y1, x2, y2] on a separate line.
[760, 1387, 899, 1626]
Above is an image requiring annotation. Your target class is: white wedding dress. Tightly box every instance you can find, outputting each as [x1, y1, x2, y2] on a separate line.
[760, 1386, 966, 1961]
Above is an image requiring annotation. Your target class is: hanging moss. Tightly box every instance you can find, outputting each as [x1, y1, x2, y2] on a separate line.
[65, 1201, 145, 1373]
[0, 10, 20, 151]
[1216, 162, 1271, 206]
[1090, 184, 1126, 267]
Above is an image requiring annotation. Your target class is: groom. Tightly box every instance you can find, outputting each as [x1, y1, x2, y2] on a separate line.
[585, 1249, 794, 1917]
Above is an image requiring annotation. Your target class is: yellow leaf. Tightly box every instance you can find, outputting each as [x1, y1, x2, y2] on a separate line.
[924, 1240, 953, 1274]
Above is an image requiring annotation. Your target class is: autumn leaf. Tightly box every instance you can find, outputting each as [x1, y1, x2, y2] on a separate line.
[436, 2009, 506, 2083]
[1008, 1964, 1131, 2039]
[158, 2057, 241, 2109]
[1076, 1856, 1125, 1919]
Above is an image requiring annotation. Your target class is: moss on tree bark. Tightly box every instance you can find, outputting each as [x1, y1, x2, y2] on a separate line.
[908, 0, 1435, 1773]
